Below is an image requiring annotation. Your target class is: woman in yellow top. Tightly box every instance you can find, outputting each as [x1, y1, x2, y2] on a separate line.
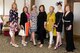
[46, 6, 56, 48]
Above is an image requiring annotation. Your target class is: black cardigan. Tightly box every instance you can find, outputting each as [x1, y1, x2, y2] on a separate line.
[37, 12, 47, 29]
[63, 12, 74, 25]
[20, 12, 27, 28]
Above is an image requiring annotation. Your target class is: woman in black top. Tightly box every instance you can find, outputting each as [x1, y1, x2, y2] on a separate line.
[63, 5, 75, 52]
[37, 5, 47, 48]
[20, 6, 29, 46]
[20, 7, 28, 29]
[54, 2, 63, 50]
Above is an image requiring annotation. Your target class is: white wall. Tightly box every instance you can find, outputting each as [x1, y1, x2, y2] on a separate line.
[4, 0, 31, 17]
[5, 0, 14, 15]
[16, 0, 24, 17]
[26, 0, 31, 13]
[0, 0, 3, 15]
[35, 0, 64, 13]
[74, 2, 80, 35]
[4, 0, 24, 16]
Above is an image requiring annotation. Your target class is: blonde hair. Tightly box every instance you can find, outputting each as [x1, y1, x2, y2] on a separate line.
[49, 6, 55, 12]
[11, 2, 18, 11]
[32, 5, 37, 8]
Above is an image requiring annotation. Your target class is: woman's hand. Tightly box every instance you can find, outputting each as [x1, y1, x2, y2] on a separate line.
[30, 20, 32, 27]
[54, 24, 58, 27]
[44, 22, 46, 29]
[21, 25, 24, 29]
[17, 25, 21, 30]
[66, 25, 72, 31]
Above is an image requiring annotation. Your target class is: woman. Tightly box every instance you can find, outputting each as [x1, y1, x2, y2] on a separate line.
[0, 16, 3, 34]
[9, 3, 19, 47]
[37, 5, 47, 48]
[63, 5, 75, 52]
[30, 5, 37, 46]
[54, 2, 63, 49]
[46, 6, 56, 48]
[20, 6, 30, 46]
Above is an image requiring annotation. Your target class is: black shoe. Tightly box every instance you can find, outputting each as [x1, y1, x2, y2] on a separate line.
[34, 44, 37, 46]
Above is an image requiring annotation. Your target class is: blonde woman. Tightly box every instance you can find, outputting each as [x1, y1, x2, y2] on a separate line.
[30, 5, 37, 46]
[9, 3, 19, 47]
[46, 6, 56, 48]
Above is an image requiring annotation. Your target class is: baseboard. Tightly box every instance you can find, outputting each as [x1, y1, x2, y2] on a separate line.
[73, 35, 80, 41]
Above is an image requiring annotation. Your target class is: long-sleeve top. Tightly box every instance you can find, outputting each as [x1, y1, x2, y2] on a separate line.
[46, 12, 56, 36]
[37, 12, 47, 29]
[63, 12, 73, 26]
[9, 9, 18, 32]
[55, 12, 63, 26]
[20, 12, 28, 28]
[9, 9, 18, 22]
[55, 12, 63, 32]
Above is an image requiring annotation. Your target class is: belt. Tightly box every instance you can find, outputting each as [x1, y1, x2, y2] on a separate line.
[64, 20, 70, 22]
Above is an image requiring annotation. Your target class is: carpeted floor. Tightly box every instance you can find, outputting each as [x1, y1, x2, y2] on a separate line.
[0, 35, 80, 53]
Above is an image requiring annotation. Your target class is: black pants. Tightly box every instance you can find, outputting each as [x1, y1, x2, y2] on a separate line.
[64, 24, 75, 51]
[37, 28, 46, 44]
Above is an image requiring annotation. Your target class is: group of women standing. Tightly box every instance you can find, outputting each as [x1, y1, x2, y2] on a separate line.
[9, 2, 75, 52]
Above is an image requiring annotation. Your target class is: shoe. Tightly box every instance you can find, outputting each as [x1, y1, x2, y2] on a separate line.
[10, 42, 19, 47]
[30, 40, 32, 42]
[58, 43, 62, 47]
[10, 42, 12, 45]
[39, 44, 43, 48]
[48, 45, 52, 48]
[33, 41, 37, 46]
[38, 42, 41, 45]
[22, 40, 28, 44]
[22, 41, 27, 46]
[12, 44, 19, 47]
[54, 46, 58, 50]
[34, 44, 37, 46]
[33, 43, 37, 46]
[22, 43, 27, 46]
[25, 42, 28, 44]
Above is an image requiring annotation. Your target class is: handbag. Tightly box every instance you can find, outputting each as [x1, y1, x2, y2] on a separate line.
[19, 29, 26, 36]
[25, 22, 30, 36]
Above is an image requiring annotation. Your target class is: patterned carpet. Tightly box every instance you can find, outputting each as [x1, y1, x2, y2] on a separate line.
[0, 35, 80, 53]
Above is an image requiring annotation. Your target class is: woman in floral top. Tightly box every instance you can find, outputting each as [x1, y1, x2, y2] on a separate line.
[30, 5, 37, 46]
[9, 3, 19, 47]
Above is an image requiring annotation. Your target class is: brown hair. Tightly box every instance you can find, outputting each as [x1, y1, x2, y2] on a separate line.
[39, 5, 45, 12]
[64, 4, 72, 13]
[11, 2, 17, 11]
[23, 6, 28, 13]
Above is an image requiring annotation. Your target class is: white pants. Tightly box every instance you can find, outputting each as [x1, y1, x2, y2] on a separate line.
[49, 31, 53, 45]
